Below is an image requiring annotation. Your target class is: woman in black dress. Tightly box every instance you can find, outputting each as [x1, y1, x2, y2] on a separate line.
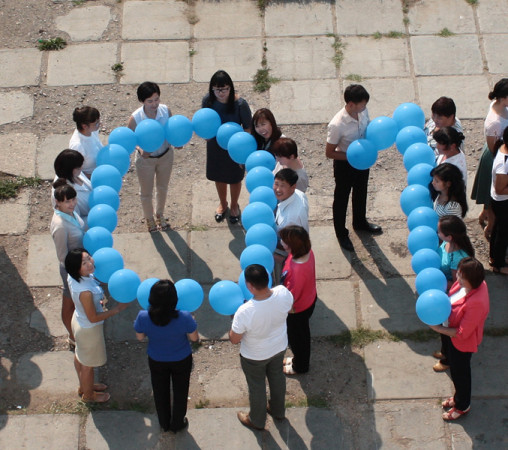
[202, 70, 252, 224]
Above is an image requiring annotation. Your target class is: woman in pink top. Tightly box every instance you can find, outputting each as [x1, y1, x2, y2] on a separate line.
[279, 225, 317, 375]
[429, 257, 489, 421]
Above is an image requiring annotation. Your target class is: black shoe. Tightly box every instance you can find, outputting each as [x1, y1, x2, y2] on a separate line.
[229, 206, 241, 224]
[215, 209, 227, 223]
[353, 222, 382, 233]
[339, 235, 354, 251]
[169, 417, 189, 434]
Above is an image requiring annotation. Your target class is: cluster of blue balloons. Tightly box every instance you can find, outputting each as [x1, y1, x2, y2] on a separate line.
[207, 121, 278, 315]
[381, 106, 451, 326]
[346, 102, 425, 170]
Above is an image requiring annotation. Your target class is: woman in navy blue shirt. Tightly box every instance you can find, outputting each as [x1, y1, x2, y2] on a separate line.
[134, 280, 198, 433]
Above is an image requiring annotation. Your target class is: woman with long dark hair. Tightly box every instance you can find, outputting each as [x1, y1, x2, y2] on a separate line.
[202, 70, 252, 224]
[134, 280, 199, 433]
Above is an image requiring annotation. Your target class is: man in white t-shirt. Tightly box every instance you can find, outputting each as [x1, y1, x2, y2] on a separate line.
[325, 85, 381, 252]
[229, 264, 293, 431]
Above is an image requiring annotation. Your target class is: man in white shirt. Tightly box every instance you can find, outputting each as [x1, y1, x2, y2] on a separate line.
[229, 264, 293, 431]
[273, 168, 309, 232]
[325, 85, 381, 252]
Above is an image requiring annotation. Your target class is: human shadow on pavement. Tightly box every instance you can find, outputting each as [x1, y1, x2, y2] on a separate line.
[0, 245, 51, 430]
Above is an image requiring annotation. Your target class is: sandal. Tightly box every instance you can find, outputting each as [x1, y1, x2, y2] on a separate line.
[442, 406, 470, 421]
[283, 364, 297, 375]
[82, 391, 111, 403]
[432, 351, 444, 360]
[441, 396, 455, 409]
[283, 357, 293, 367]
[156, 214, 169, 231]
[78, 383, 108, 396]
[146, 217, 158, 233]
[492, 266, 508, 275]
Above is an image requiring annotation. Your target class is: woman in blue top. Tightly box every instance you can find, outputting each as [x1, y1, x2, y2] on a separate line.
[134, 280, 199, 433]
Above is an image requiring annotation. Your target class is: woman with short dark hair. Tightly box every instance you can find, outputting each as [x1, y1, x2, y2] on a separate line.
[134, 280, 199, 433]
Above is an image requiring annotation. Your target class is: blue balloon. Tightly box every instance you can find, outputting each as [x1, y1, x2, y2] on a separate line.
[109, 127, 137, 154]
[136, 278, 159, 310]
[165, 115, 193, 147]
[245, 223, 278, 253]
[108, 269, 140, 303]
[245, 166, 275, 193]
[245, 150, 276, 172]
[400, 184, 432, 216]
[395, 126, 428, 154]
[416, 289, 451, 326]
[407, 163, 433, 187]
[175, 279, 204, 312]
[416, 267, 447, 294]
[91, 164, 123, 193]
[403, 143, 436, 171]
[89, 185, 120, 211]
[366, 116, 398, 150]
[87, 203, 118, 233]
[411, 248, 441, 274]
[347, 139, 378, 170]
[238, 270, 272, 300]
[249, 186, 277, 210]
[393, 103, 425, 130]
[192, 108, 221, 139]
[227, 132, 257, 164]
[97, 144, 130, 176]
[135, 119, 165, 152]
[241, 202, 275, 230]
[83, 226, 113, 255]
[407, 225, 439, 255]
[407, 206, 439, 231]
[92, 247, 124, 283]
[216, 122, 243, 150]
[208, 280, 244, 315]
[240, 244, 274, 273]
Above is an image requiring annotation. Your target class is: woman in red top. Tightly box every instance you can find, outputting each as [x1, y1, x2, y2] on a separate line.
[429, 257, 489, 420]
[279, 225, 317, 375]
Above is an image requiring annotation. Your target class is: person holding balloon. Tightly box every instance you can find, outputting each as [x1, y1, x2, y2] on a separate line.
[325, 84, 381, 252]
[202, 70, 252, 224]
[471, 79, 508, 239]
[127, 81, 174, 232]
[229, 264, 293, 431]
[65, 248, 128, 403]
[433, 127, 467, 186]
[271, 138, 309, 193]
[251, 108, 282, 153]
[428, 257, 489, 420]
[69, 106, 103, 179]
[279, 226, 316, 375]
[489, 125, 508, 275]
[424, 97, 463, 154]
[431, 163, 468, 218]
[134, 280, 198, 433]
[52, 149, 92, 222]
[50, 179, 86, 348]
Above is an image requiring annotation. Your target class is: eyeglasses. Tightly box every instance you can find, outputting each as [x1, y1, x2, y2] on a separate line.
[213, 87, 230, 94]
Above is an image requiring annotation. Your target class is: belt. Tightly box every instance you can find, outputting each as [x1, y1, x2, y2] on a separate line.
[149, 147, 171, 159]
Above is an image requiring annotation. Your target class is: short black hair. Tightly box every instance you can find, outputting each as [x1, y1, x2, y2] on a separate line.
[53, 178, 77, 202]
[54, 149, 84, 183]
[72, 106, 100, 132]
[272, 138, 298, 158]
[274, 168, 298, 186]
[244, 264, 269, 290]
[137, 81, 161, 102]
[431, 97, 456, 118]
[65, 248, 88, 282]
[344, 84, 370, 104]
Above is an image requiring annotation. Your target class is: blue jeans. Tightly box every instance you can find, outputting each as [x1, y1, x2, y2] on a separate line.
[240, 350, 286, 428]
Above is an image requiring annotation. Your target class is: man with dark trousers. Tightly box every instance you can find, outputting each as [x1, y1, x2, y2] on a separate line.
[325, 84, 382, 251]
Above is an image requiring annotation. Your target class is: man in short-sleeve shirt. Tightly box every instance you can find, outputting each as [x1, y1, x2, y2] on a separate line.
[325, 84, 382, 251]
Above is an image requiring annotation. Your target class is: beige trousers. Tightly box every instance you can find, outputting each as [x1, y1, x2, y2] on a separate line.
[135, 149, 174, 219]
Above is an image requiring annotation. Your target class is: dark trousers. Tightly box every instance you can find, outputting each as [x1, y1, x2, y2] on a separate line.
[240, 350, 286, 428]
[442, 335, 472, 411]
[287, 298, 316, 373]
[333, 160, 369, 239]
[490, 198, 508, 268]
[148, 354, 192, 432]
